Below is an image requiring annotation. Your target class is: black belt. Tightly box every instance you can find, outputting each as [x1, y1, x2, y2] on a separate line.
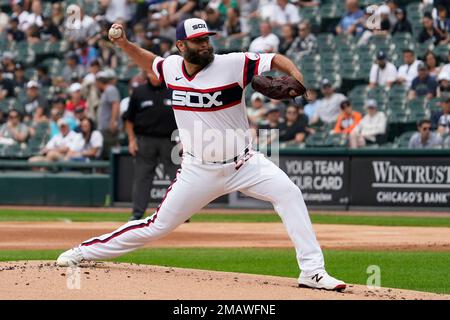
[186, 147, 250, 164]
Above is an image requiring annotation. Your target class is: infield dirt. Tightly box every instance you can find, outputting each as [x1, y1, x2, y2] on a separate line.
[0, 261, 449, 300]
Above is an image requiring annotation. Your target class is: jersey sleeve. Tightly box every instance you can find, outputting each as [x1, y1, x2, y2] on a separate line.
[152, 56, 165, 82]
[231, 52, 276, 88]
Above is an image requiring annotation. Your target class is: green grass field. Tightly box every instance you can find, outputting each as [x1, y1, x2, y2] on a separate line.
[1, 209, 450, 227]
[0, 209, 449, 295]
[1, 248, 449, 294]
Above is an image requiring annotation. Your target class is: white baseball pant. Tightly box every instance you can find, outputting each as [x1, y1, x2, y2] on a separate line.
[79, 152, 325, 275]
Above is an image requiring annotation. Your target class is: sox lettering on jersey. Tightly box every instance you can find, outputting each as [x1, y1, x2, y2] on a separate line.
[172, 90, 223, 108]
[167, 83, 242, 112]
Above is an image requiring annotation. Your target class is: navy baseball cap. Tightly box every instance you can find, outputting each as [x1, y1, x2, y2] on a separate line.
[176, 18, 216, 41]
[377, 51, 387, 60]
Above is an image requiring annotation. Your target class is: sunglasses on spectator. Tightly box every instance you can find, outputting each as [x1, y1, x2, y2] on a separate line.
[421, 126, 431, 131]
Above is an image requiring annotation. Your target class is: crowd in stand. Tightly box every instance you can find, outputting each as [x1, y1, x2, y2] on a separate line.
[0, 0, 449, 160]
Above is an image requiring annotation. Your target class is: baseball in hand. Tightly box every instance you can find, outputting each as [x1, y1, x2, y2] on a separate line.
[109, 27, 122, 39]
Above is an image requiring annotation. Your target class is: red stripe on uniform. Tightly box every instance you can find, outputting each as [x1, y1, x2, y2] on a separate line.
[156, 59, 165, 83]
[243, 55, 249, 87]
[167, 82, 240, 93]
[81, 169, 181, 247]
[172, 100, 241, 112]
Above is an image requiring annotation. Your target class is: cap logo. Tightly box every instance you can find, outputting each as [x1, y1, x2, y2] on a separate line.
[192, 23, 206, 30]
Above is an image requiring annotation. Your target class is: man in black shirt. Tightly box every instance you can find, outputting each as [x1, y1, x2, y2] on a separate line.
[0, 66, 15, 100]
[122, 72, 178, 221]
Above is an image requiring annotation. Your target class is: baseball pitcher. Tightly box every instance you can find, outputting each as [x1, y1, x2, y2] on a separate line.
[57, 18, 346, 291]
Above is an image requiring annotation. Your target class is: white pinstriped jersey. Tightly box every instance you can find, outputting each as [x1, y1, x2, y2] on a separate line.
[152, 52, 274, 162]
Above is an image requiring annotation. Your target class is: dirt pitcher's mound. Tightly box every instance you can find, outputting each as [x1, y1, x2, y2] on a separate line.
[0, 261, 448, 300]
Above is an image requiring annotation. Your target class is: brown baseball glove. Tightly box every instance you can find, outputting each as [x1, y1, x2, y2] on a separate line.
[251, 75, 307, 100]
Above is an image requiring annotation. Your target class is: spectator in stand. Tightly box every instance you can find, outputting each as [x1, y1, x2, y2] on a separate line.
[11, 0, 30, 32]
[0, 7, 9, 32]
[239, 0, 259, 30]
[408, 62, 438, 101]
[217, 0, 239, 22]
[13, 63, 28, 89]
[257, 105, 285, 145]
[24, 0, 43, 29]
[50, 2, 64, 28]
[279, 24, 296, 55]
[36, 66, 52, 87]
[369, 51, 397, 89]
[73, 106, 88, 133]
[310, 79, 347, 125]
[392, 7, 412, 34]
[223, 7, 248, 39]
[261, 0, 301, 27]
[25, 23, 41, 44]
[302, 89, 320, 122]
[418, 12, 444, 45]
[279, 104, 308, 145]
[6, 16, 25, 42]
[75, 40, 98, 68]
[0, 66, 15, 100]
[48, 99, 77, 138]
[62, 52, 86, 84]
[437, 72, 450, 98]
[424, 51, 441, 78]
[40, 16, 61, 42]
[158, 10, 176, 41]
[29, 118, 83, 163]
[397, 49, 422, 88]
[202, 6, 224, 33]
[168, 0, 200, 24]
[101, 0, 132, 25]
[66, 83, 87, 115]
[96, 71, 120, 159]
[0, 110, 29, 146]
[65, 118, 104, 161]
[434, 5, 450, 42]
[335, 0, 364, 36]
[332, 100, 362, 135]
[435, 97, 450, 135]
[286, 21, 317, 58]
[64, 7, 100, 43]
[349, 99, 387, 148]
[249, 21, 280, 53]
[408, 119, 443, 149]
[247, 92, 267, 127]
[81, 59, 101, 121]
[97, 24, 119, 69]
[24, 80, 48, 123]
[2, 52, 16, 78]
[439, 49, 450, 77]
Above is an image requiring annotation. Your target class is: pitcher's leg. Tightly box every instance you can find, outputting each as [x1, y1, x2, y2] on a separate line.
[236, 155, 324, 275]
[79, 167, 221, 261]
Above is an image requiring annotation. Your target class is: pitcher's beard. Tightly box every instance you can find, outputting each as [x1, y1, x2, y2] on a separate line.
[184, 45, 215, 68]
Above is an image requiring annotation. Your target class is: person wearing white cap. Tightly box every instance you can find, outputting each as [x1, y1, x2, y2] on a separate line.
[56, 18, 347, 292]
[66, 83, 87, 114]
[437, 72, 450, 99]
[349, 99, 387, 148]
[28, 118, 83, 164]
[24, 80, 49, 123]
[247, 92, 266, 126]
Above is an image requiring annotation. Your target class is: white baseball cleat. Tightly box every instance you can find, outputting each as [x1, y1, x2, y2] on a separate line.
[56, 247, 84, 267]
[298, 272, 346, 291]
